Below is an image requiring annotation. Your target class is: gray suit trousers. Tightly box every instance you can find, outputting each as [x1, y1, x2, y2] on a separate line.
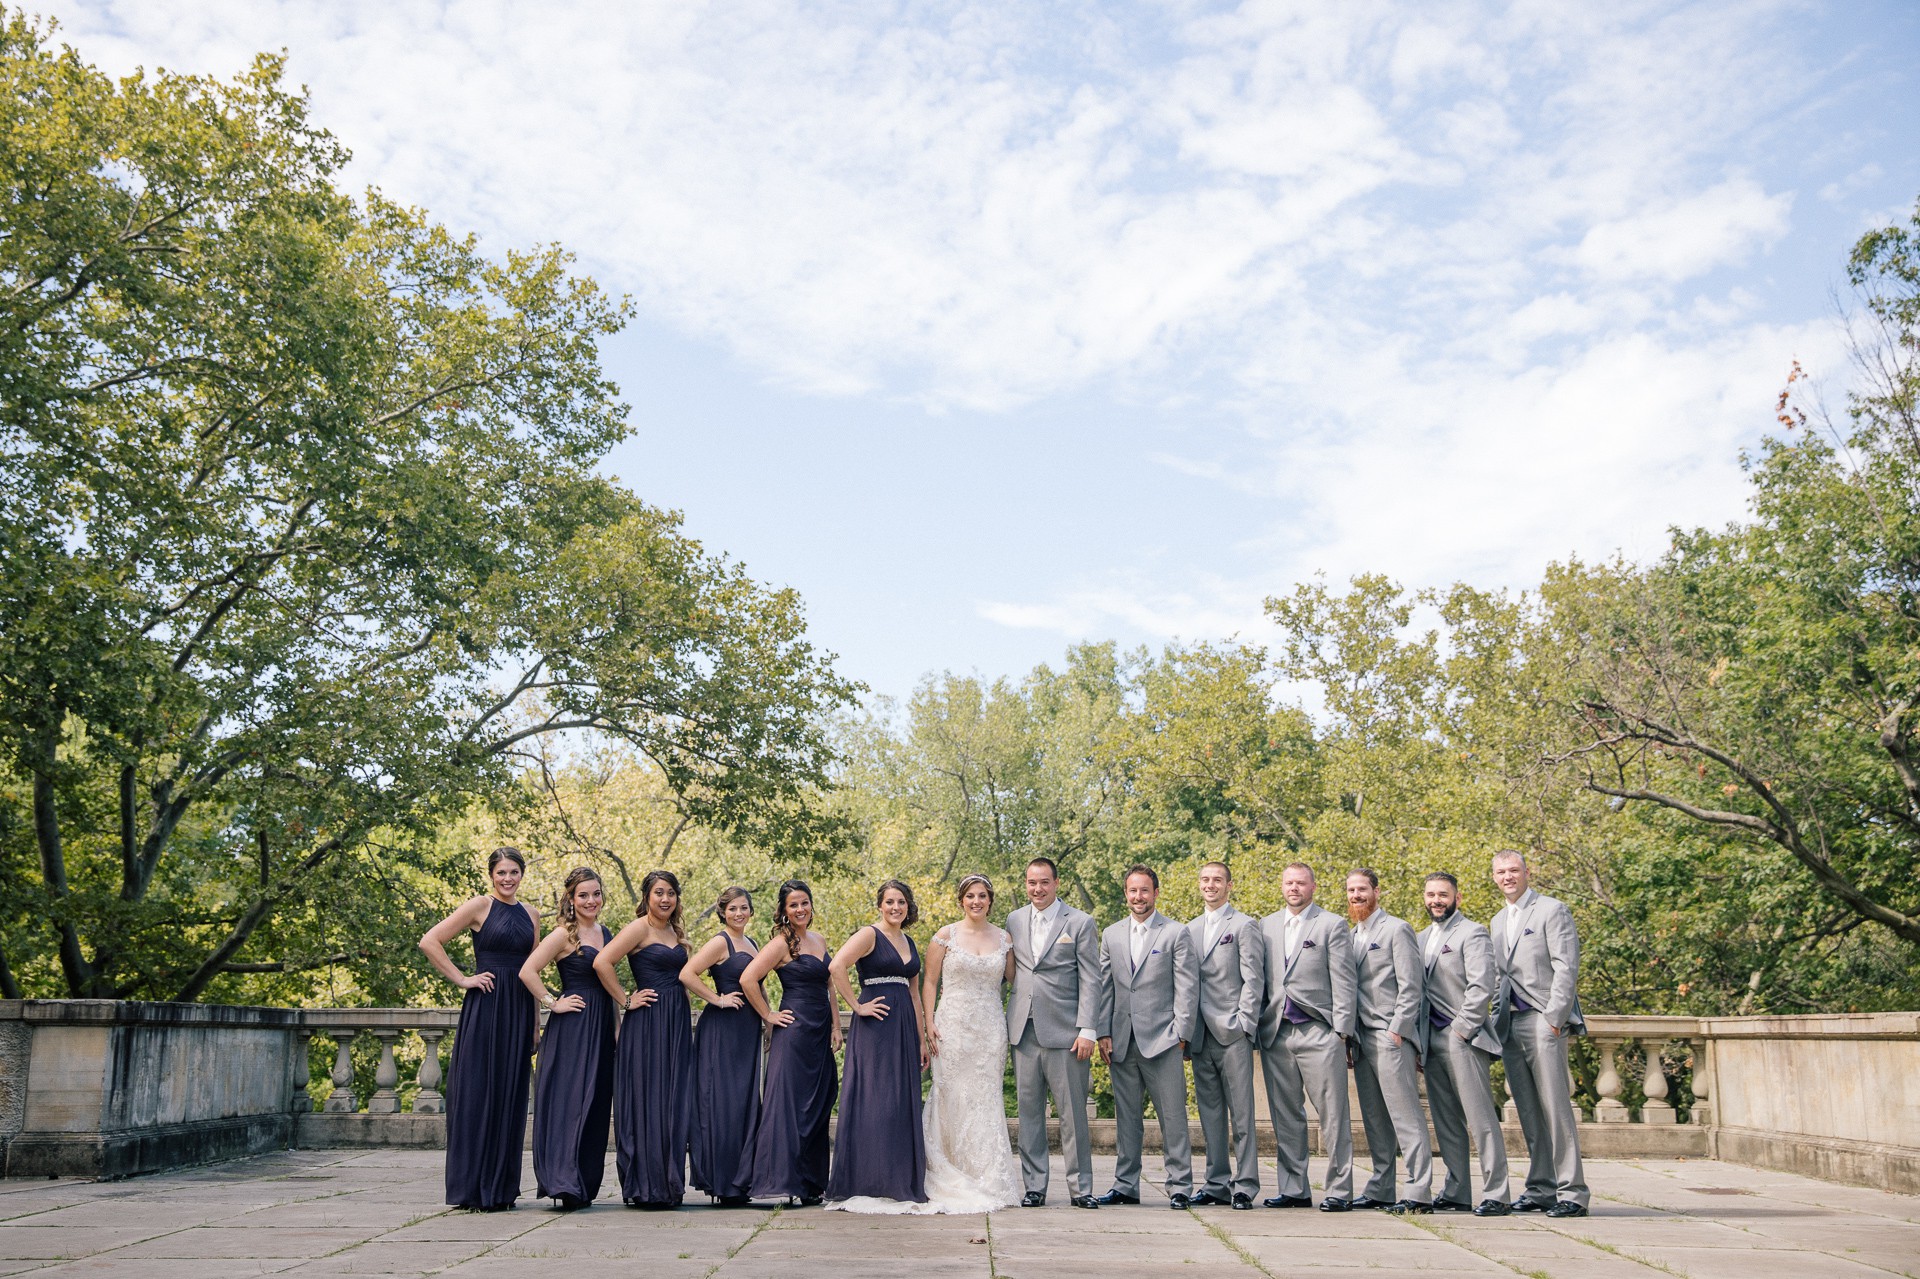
[1500, 1011, 1588, 1207]
[1259, 1020, 1353, 1200]
[1425, 1028, 1509, 1204]
[1014, 1025, 1094, 1197]
[1190, 1029, 1259, 1199]
[1110, 1046, 1193, 1197]
[1351, 1027, 1433, 1203]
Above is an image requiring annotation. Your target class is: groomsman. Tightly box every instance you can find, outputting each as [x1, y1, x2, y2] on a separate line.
[1418, 871, 1511, 1216]
[1490, 850, 1589, 1218]
[1185, 861, 1265, 1210]
[1097, 865, 1199, 1209]
[1007, 856, 1105, 1209]
[1256, 863, 1356, 1211]
[1344, 868, 1434, 1213]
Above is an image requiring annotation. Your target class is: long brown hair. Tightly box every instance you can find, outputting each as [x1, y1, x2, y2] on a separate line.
[558, 867, 602, 950]
[877, 878, 919, 927]
[639, 869, 686, 942]
[773, 879, 813, 965]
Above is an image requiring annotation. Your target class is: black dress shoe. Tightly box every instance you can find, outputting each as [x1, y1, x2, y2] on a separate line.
[1262, 1194, 1312, 1208]
[1189, 1191, 1231, 1207]
[1020, 1191, 1046, 1208]
[716, 1195, 751, 1209]
[1070, 1194, 1101, 1209]
[1095, 1189, 1139, 1206]
[1349, 1196, 1392, 1210]
[554, 1193, 588, 1211]
[1433, 1199, 1473, 1213]
[1318, 1197, 1352, 1212]
[1513, 1196, 1553, 1212]
[797, 1195, 824, 1207]
[1545, 1200, 1589, 1218]
[1231, 1193, 1254, 1211]
[1388, 1199, 1433, 1215]
[1168, 1193, 1190, 1210]
[1473, 1199, 1513, 1217]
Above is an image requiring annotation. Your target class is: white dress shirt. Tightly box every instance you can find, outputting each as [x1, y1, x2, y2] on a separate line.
[1202, 904, 1228, 952]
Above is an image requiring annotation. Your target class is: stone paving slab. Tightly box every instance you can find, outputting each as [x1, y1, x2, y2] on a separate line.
[1, 1152, 1915, 1278]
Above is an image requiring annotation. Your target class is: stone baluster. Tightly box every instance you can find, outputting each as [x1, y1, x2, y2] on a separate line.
[1642, 1039, 1676, 1125]
[415, 1029, 446, 1114]
[366, 1029, 401, 1114]
[323, 1034, 357, 1112]
[1689, 1039, 1711, 1127]
[290, 1031, 313, 1113]
[1594, 1037, 1629, 1121]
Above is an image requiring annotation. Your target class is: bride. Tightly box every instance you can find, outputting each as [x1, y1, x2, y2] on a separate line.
[845, 873, 1021, 1214]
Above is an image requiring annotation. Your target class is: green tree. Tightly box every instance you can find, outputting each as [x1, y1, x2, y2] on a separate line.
[1546, 200, 1920, 952]
[0, 17, 857, 1001]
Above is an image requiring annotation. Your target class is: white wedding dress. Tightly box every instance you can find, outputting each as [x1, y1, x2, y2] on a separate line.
[846, 928, 1021, 1215]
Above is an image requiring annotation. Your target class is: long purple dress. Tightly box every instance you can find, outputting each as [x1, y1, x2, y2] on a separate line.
[532, 926, 616, 1205]
[735, 951, 836, 1201]
[825, 928, 928, 1204]
[690, 934, 762, 1200]
[445, 899, 536, 1210]
[614, 941, 693, 1207]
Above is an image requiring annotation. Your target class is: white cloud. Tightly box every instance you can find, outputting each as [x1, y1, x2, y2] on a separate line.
[1573, 178, 1793, 283]
[35, 0, 1866, 665]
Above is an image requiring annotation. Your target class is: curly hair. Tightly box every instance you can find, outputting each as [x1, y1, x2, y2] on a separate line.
[639, 869, 686, 942]
[558, 867, 603, 950]
[773, 879, 813, 965]
[877, 878, 919, 928]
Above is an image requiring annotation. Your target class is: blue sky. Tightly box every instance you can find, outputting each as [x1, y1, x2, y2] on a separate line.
[45, 1, 1920, 700]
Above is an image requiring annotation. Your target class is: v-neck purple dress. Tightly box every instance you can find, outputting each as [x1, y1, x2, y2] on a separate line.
[825, 927, 928, 1204]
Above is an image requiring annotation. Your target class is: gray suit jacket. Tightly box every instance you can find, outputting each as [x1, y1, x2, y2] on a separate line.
[1351, 909, 1424, 1051]
[1256, 903, 1357, 1047]
[1417, 909, 1502, 1056]
[1099, 911, 1198, 1060]
[1007, 901, 1104, 1050]
[1490, 888, 1585, 1036]
[1186, 905, 1265, 1044]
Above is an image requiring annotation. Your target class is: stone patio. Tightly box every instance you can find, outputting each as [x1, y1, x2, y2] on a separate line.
[1, 1152, 1915, 1279]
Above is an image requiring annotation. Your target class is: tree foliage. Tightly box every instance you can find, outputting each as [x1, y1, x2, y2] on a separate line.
[0, 16, 857, 1002]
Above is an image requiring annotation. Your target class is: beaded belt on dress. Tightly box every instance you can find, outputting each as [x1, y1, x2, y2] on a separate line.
[863, 975, 911, 986]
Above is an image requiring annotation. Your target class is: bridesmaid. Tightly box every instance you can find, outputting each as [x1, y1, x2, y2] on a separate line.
[734, 880, 841, 1205]
[594, 869, 694, 1209]
[420, 846, 540, 1211]
[518, 867, 616, 1210]
[825, 879, 931, 1207]
[680, 885, 761, 1207]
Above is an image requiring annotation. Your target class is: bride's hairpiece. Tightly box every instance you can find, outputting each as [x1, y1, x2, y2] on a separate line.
[956, 874, 995, 905]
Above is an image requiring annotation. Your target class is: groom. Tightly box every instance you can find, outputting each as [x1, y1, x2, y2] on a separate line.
[1007, 856, 1104, 1209]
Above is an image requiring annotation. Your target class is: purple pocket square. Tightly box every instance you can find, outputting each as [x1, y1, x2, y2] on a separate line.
[1441, 944, 1453, 954]
[1524, 928, 1535, 936]
[1221, 934, 1234, 944]
[1368, 942, 1381, 950]
[1302, 939, 1317, 949]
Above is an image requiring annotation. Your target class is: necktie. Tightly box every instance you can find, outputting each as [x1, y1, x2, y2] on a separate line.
[1033, 907, 1048, 955]
[1424, 925, 1442, 964]
[1204, 911, 1221, 951]
[1286, 912, 1302, 958]
[1131, 922, 1148, 969]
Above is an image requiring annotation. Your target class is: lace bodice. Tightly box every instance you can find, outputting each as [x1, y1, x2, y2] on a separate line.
[931, 932, 1009, 1041]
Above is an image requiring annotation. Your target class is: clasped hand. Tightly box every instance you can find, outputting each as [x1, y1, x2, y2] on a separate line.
[626, 988, 658, 1011]
[549, 993, 586, 1014]
[463, 971, 496, 993]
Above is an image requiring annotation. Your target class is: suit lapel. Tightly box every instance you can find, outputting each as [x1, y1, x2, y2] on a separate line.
[1424, 913, 1450, 974]
[1205, 905, 1236, 959]
[1282, 905, 1314, 977]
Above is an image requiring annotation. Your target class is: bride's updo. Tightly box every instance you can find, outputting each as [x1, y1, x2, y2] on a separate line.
[955, 874, 994, 907]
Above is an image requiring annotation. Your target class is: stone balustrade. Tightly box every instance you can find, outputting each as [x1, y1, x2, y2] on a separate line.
[3, 1000, 1915, 1192]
